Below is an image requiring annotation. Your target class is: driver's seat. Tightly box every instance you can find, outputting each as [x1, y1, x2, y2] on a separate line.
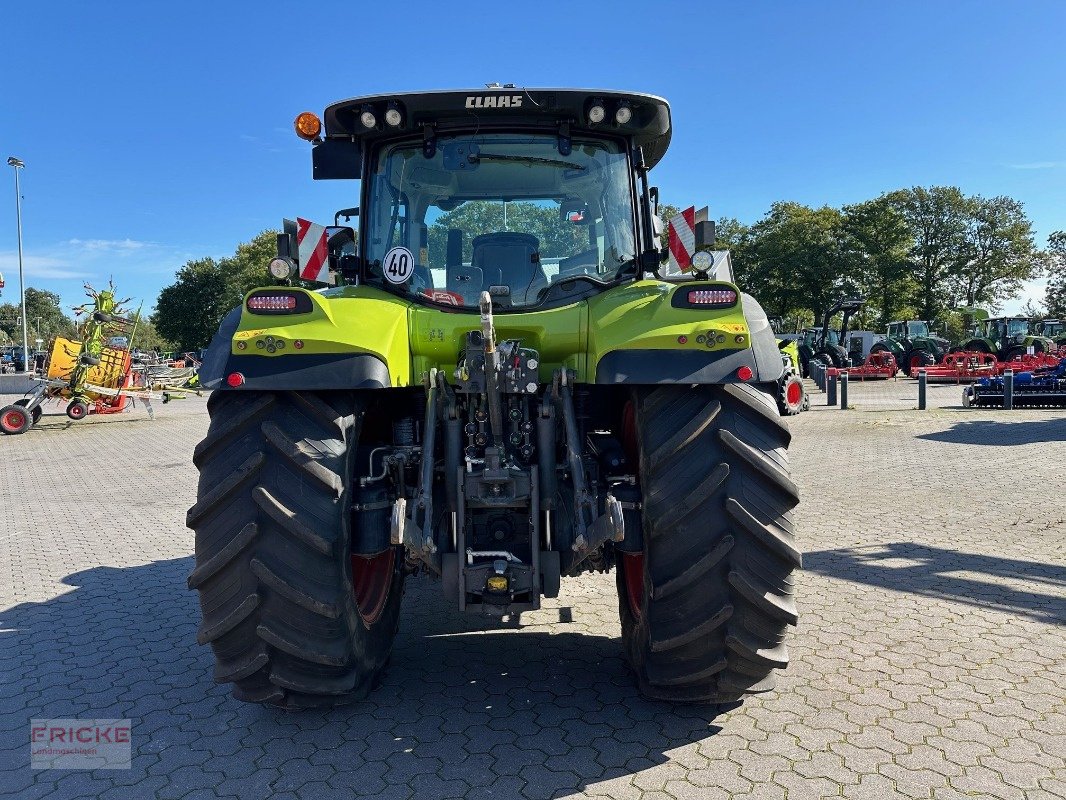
[471, 232, 548, 303]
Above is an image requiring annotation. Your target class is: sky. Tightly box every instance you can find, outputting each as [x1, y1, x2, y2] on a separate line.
[1, 1, 1063, 317]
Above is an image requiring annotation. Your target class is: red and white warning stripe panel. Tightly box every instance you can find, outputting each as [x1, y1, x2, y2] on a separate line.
[666, 206, 709, 275]
[296, 218, 329, 282]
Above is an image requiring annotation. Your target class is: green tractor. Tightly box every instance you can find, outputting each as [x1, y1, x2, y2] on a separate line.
[957, 310, 1055, 360]
[1036, 319, 1066, 348]
[768, 317, 806, 415]
[869, 320, 949, 377]
[188, 87, 800, 709]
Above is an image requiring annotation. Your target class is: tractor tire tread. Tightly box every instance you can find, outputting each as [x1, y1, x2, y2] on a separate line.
[188, 390, 404, 709]
[619, 383, 800, 704]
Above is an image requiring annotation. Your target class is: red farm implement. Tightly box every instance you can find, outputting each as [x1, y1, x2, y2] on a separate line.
[922, 350, 1062, 383]
[827, 350, 899, 381]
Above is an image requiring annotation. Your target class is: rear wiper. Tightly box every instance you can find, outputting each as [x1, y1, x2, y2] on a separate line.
[468, 153, 587, 171]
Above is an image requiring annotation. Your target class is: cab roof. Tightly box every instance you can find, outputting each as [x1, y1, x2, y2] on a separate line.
[322, 87, 672, 168]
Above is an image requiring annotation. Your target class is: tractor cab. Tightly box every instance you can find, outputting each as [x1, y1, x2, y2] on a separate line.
[1037, 319, 1065, 342]
[294, 88, 683, 310]
[887, 320, 931, 341]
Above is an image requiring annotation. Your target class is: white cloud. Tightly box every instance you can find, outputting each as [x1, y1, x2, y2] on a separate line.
[0, 252, 92, 280]
[66, 238, 151, 253]
[1008, 161, 1066, 170]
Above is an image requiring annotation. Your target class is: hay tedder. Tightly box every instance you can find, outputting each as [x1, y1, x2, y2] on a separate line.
[0, 283, 191, 435]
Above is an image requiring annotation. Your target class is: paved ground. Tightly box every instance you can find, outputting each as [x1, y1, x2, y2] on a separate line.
[1, 388, 1064, 799]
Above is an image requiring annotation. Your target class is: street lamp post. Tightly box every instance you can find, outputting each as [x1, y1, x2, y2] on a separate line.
[7, 156, 29, 374]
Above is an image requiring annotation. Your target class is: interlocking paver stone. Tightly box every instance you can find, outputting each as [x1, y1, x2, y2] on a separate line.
[1, 390, 1063, 798]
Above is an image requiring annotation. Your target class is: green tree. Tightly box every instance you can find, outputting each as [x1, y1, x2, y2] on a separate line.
[1044, 231, 1066, 317]
[948, 195, 1041, 309]
[129, 313, 174, 353]
[744, 202, 849, 322]
[890, 186, 970, 320]
[152, 230, 285, 352]
[841, 197, 915, 328]
[152, 258, 229, 352]
[224, 230, 286, 305]
[0, 287, 78, 346]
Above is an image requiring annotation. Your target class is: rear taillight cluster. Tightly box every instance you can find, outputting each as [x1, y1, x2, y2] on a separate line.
[248, 294, 297, 311]
[245, 290, 312, 315]
[687, 289, 737, 305]
[670, 283, 740, 310]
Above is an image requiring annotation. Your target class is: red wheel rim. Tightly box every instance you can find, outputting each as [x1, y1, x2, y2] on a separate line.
[2, 409, 27, 431]
[785, 380, 802, 406]
[70, 404, 86, 419]
[620, 401, 645, 620]
[351, 549, 395, 627]
[621, 552, 645, 620]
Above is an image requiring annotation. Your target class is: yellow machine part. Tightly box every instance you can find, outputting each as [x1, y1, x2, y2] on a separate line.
[47, 338, 130, 391]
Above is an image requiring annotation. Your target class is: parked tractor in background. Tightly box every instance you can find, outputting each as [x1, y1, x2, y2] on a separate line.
[769, 316, 806, 415]
[796, 297, 865, 375]
[957, 312, 1055, 360]
[187, 87, 801, 710]
[1036, 319, 1066, 349]
[870, 320, 950, 377]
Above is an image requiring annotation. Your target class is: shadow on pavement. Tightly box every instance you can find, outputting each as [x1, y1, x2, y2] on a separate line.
[804, 542, 1066, 626]
[916, 418, 1066, 446]
[0, 557, 728, 799]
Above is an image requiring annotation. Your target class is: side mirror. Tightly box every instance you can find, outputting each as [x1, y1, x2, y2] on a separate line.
[334, 207, 359, 225]
[558, 199, 590, 224]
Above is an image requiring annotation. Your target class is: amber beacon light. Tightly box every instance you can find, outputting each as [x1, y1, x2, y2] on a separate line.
[294, 112, 322, 141]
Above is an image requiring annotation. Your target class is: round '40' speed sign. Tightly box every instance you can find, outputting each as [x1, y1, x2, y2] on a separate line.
[382, 247, 415, 284]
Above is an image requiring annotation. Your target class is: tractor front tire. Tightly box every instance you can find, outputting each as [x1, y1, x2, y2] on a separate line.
[618, 383, 801, 704]
[777, 375, 804, 416]
[186, 390, 404, 709]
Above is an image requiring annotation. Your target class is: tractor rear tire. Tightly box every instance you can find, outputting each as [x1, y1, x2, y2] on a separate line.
[186, 390, 404, 709]
[618, 383, 801, 704]
[906, 350, 935, 377]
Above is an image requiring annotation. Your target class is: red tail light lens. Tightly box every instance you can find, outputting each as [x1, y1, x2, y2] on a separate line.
[688, 289, 737, 305]
[226, 372, 245, 387]
[736, 366, 753, 381]
[248, 295, 297, 311]
[245, 290, 312, 315]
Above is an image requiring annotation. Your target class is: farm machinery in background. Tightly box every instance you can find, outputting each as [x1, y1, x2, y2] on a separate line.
[869, 320, 949, 376]
[0, 282, 197, 435]
[963, 356, 1066, 408]
[769, 316, 807, 415]
[954, 310, 1057, 359]
[1035, 319, 1066, 349]
[798, 297, 898, 380]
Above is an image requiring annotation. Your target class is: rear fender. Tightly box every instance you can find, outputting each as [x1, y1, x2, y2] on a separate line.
[589, 281, 783, 384]
[199, 286, 411, 390]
